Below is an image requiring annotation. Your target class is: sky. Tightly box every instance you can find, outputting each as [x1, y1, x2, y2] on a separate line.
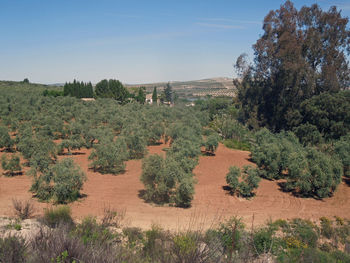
[0, 0, 349, 84]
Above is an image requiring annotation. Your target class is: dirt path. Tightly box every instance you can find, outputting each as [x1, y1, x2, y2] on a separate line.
[1, 144, 350, 230]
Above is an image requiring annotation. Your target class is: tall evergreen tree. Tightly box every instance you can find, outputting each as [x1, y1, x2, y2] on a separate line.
[95, 79, 128, 102]
[136, 87, 146, 104]
[152, 86, 157, 104]
[164, 83, 172, 103]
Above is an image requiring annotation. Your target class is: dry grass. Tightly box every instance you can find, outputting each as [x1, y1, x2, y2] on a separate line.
[12, 199, 35, 220]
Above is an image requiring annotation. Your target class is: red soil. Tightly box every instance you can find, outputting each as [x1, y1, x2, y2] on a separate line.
[1, 144, 350, 230]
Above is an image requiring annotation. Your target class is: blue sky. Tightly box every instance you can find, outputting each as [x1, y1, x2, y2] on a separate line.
[0, 0, 349, 84]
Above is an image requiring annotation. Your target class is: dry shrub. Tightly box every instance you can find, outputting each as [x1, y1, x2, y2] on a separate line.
[30, 223, 138, 263]
[12, 199, 35, 220]
[101, 206, 125, 228]
[0, 235, 27, 263]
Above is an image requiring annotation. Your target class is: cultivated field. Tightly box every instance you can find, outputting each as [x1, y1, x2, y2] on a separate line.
[1, 143, 349, 230]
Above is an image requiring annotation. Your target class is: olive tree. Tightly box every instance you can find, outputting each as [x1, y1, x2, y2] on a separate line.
[203, 133, 220, 155]
[89, 138, 128, 174]
[140, 154, 168, 204]
[58, 135, 85, 155]
[1, 154, 21, 176]
[226, 166, 261, 198]
[0, 126, 14, 151]
[31, 158, 86, 203]
[141, 154, 195, 207]
[334, 134, 350, 177]
[286, 147, 343, 198]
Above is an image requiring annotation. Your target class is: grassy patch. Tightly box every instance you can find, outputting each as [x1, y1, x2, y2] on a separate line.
[223, 139, 250, 151]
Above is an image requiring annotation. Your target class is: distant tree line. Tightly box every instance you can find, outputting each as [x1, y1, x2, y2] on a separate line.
[44, 79, 160, 105]
[64, 80, 94, 98]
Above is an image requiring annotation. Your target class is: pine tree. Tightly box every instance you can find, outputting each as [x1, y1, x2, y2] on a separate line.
[164, 83, 172, 103]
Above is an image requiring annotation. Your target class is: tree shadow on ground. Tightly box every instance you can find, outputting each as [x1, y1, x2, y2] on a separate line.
[222, 185, 233, 196]
[343, 177, 350, 187]
[87, 167, 126, 176]
[138, 189, 149, 203]
[201, 151, 216, 156]
[58, 151, 86, 156]
[277, 181, 324, 201]
[2, 171, 23, 177]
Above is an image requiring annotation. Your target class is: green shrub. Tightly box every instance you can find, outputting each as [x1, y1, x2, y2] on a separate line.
[253, 227, 284, 256]
[216, 216, 245, 256]
[223, 138, 250, 151]
[43, 206, 73, 228]
[172, 233, 197, 261]
[320, 217, 335, 239]
[277, 248, 339, 263]
[14, 223, 22, 231]
[143, 224, 167, 258]
[282, 219, 319, 249]
[73, 216, 117, 245]
[123, 227, 144, 247]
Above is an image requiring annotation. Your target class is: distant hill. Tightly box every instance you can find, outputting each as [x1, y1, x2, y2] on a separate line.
[126, 77, 235, 98]
[0, 77, 236, 99]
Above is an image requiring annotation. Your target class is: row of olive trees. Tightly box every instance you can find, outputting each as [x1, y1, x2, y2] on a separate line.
[141, 115, 208, 207]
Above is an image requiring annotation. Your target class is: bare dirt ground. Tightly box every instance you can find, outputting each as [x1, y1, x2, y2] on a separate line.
[1, 144, 350, 230]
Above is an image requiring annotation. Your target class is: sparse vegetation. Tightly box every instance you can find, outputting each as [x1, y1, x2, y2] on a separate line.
[43, 205, 73, 228]
[12, 199, 35, 220]
[1, 216, 349, 262]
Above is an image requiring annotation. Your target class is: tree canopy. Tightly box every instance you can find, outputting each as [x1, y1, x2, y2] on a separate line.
[236, 1, 350, 132]
[95, 79, 129, 102]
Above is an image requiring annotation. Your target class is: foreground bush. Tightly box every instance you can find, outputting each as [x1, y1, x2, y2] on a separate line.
[0, 235, 27, 263]
[1, 216, 350, 263]
[12, 199, 35, 220]
[43, 205, 74, 228]
[72, 216, 117, 245]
